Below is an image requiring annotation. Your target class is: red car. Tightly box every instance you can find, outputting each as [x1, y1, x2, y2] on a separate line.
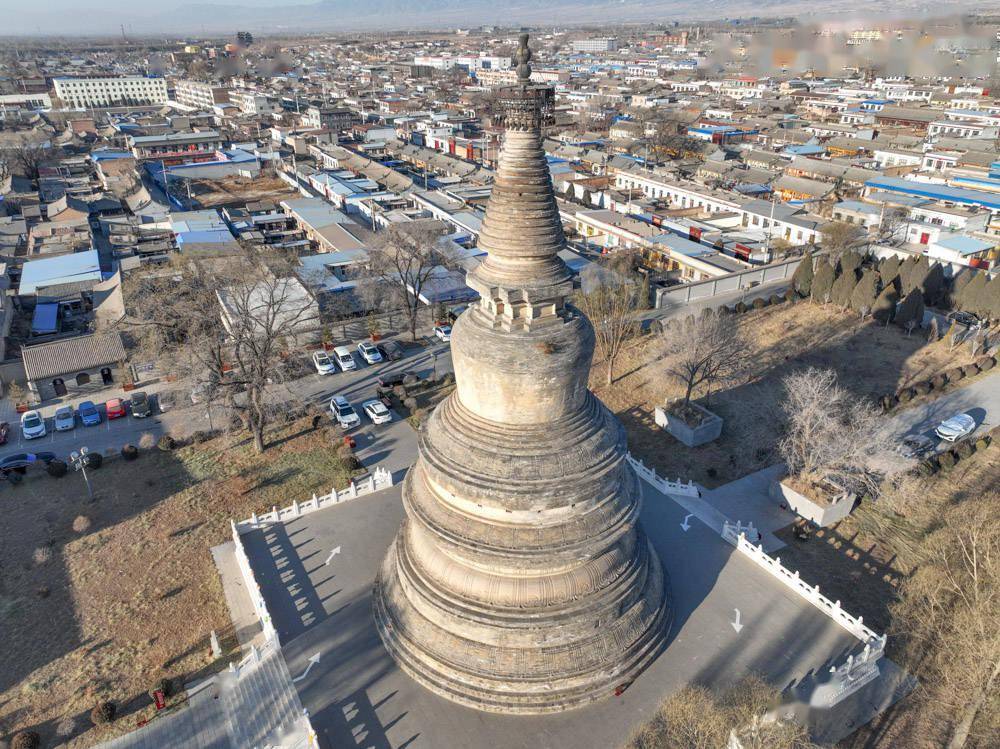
[105, 398, 127, 420]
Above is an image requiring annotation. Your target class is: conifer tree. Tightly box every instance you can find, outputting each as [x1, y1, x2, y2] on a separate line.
[878, 254, 901, 283]
[831, 267, 859, 307]
[895, 288, 925, 331]
[873, 284, 899, 323]
[920, 262, 945, 306]
[850, 269, 879, 314]
[811, 259, 837, 304]
[790, 254, 814, 297]
[957, 272, 989, 316]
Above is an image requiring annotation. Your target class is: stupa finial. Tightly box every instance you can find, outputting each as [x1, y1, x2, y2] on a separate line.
[513, 32, 532, 85]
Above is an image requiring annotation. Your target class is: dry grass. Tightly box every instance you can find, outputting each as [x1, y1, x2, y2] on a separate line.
[0, 418, 359, 747]
[594, 301, 973, 488]
[774, 450, 998, 638]
[191, 174, 298, 210]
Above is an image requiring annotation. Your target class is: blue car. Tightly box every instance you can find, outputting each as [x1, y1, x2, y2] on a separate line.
[78, 400, 101, 426]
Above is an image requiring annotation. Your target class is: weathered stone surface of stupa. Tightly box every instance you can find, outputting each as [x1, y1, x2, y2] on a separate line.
[373, 33, 670, 714]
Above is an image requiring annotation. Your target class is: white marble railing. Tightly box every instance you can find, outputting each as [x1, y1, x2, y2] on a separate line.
[230, 519, 280, 645]
[233, 467, 394, 532]
[733, 530, 884, 647]
[626, 454, 700, 498]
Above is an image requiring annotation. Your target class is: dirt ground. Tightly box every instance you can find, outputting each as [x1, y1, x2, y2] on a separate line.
[190, 174, 298, 210]
[592, 300, 980, 489]
[0, 419, 358, 747]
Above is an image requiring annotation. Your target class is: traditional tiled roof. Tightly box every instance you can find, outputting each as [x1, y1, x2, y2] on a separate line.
[23, 332, 126, 381]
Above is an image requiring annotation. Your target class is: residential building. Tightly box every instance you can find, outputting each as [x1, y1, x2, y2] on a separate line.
[22, 331, 127, 401]
[128, 130, 225, 164]
[52, 76, 168, 109]
[174, 79, 232, 109]
[302, 105, 360, 132]
[572, 38, 618, 53]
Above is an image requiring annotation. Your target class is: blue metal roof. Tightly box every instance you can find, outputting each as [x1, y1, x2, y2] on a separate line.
[19, 250, 102, 295]
[31, 303, 59, 334]
[865, 176, 1000, 211]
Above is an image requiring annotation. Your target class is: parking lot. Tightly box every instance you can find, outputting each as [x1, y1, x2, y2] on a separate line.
[1, 398, 167, 461]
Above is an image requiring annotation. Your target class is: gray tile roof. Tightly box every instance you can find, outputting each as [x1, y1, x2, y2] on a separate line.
[22, 332, 126, 381]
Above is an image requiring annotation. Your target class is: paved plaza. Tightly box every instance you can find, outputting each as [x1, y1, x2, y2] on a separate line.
[241, 480, 880, 749]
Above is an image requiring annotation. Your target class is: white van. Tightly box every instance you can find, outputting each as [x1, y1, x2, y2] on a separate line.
[333, 345, 357, 371]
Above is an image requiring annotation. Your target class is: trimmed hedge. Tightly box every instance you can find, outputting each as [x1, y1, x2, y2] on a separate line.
[47, 460, 68, 478]
[914, 381, 932, 396]
[735, 301, 748, 314]
[897, 388, 915, 403]
[947, 366, 966, 382]
[752, 296, 768, 310]
[976, 355, 996, 371]
[962, 364, 980, 378]
[121, 444, 139, 461]
[931, 373, 948, 390]
[938, 451, 958, 469]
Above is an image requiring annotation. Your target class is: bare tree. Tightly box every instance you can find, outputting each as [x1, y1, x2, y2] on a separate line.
[778, 368, 884, 496]
[125, 249, 317, 452]
[625, 674, 815, 749]
[366, 220, 456, 342]
[892, 499, 1000, 749]
[9, 135, 48, 186]
[216, 252, 319, 452]
[662, 312, 748, 407]
[575, 257, 642, 385]
[820, 220, 864, 259]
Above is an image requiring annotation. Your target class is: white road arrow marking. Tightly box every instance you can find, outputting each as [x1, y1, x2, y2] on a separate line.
[292, 652, 321, 683]
[731, 608, 744, 634]
[324, 546, 341, 565]
[680, 514, 693, 532]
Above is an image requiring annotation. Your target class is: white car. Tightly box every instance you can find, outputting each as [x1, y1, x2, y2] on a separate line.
[434, 325, 452, 342]
[54, 406, 76, 431]
[20, 410, 47, 440]
[934, 413, 976, 442]
[357, 341, 383, 365]
[362, 399, 392, 425]
[332, 345, 356, 372]
[312, 350, 336, 375]
[329, 395, 360, 429]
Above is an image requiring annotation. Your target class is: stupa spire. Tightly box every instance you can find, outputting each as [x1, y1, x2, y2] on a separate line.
[373, 34, 670, 714]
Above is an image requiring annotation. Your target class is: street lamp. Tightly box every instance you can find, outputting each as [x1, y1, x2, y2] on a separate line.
[70, 447, 93, 500]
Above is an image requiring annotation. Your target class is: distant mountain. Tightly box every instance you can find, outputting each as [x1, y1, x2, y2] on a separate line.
[5, 0, 996, 36]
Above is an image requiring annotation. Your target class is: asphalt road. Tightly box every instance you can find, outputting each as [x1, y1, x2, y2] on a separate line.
[242, 480, 862, 749]
[872, 370, 1000, 474]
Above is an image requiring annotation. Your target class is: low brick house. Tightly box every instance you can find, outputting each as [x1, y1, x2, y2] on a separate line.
[22, 332, 127, 402]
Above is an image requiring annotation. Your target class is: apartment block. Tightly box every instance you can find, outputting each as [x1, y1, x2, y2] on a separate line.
[52, 76, 168, 109]
[174, 79, 232, 110]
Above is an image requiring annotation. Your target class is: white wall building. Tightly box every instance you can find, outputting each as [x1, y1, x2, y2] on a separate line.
[53, 76, 167, 109]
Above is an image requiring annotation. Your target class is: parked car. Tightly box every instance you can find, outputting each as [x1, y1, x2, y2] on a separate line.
[895, 434, 935, 459]
[130, 391, 151, 418]
[357, 341, 383, 365]
[78, 400, 102, 426]
[329, 395, 360, 429]
[106, 398, 127, 420]
[312, 350, 337, 375]
[0, 451, 57, 475]
[362, 399, 392, 425]
[935, 413, 976, 442]
[946, 311, 981, 328]
[377, 340, 404, 361]
[20, 410, 46, 440]
[54, 406, 76, 431]
[333, 345, 356, 372]
[0, 422, 8, 445]
[434, 325, 452, 342]
[377, 371, 415, 389]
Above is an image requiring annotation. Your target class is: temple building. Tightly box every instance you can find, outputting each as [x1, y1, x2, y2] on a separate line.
[373, 34, 671, 714]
